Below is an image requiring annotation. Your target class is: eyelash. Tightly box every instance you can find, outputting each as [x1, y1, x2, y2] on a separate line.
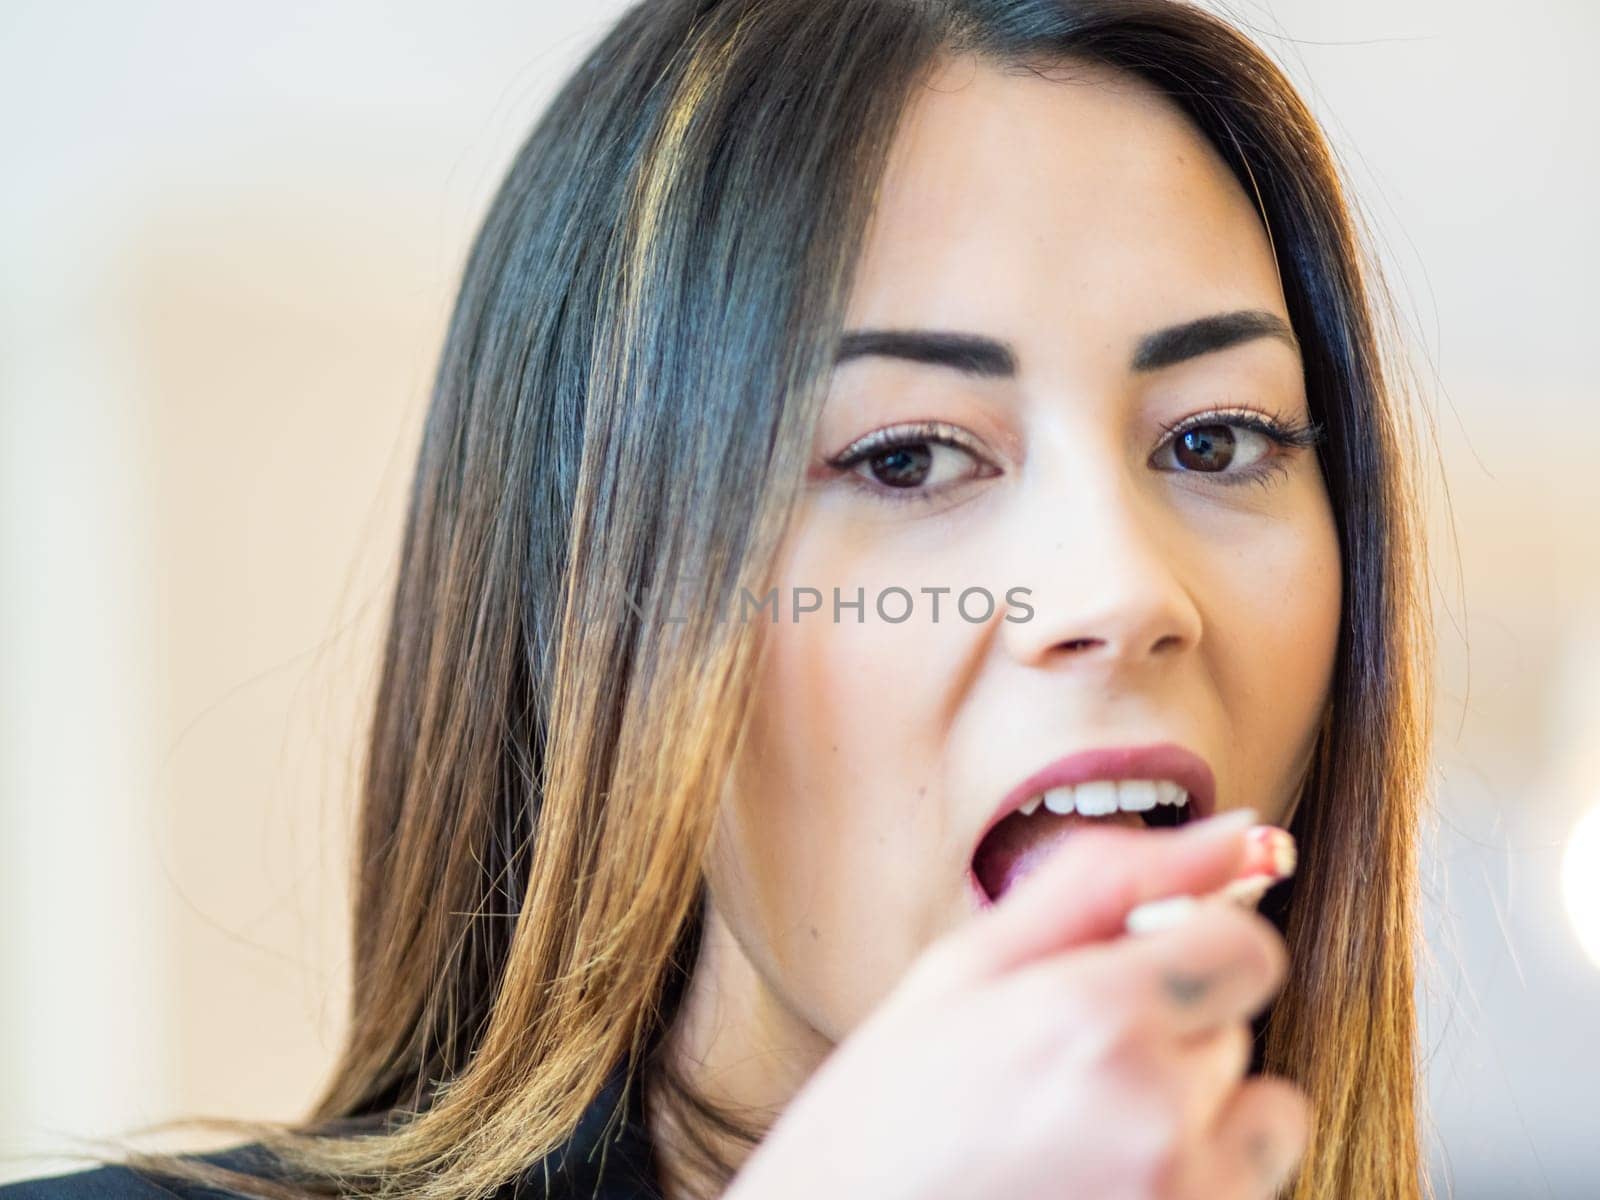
[824, 407, 1326, 505]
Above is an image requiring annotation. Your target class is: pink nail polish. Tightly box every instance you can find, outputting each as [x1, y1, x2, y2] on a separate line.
[1124, 824, 1297, 935]
[1239, 825, 1296, 881]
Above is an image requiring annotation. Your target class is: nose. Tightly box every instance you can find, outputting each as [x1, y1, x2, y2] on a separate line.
[1000, 457, 1203, 673]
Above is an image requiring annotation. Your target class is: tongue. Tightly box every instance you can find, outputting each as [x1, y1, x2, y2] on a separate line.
[973, 808, 1145, 902]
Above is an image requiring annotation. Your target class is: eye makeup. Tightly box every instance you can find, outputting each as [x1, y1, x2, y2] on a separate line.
[822, 419, 1000, 506]
[819, 405, 1324, 505]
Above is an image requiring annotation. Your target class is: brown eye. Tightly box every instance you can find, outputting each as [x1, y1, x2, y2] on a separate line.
[827, 421, 997, 504]
[1171, 424, 1242, 473]
[1149, 407, 1324, 491]
[866, 444, 934, 488]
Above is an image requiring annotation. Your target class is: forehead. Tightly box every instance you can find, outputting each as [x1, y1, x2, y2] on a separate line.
[845, 55, 1285, 356]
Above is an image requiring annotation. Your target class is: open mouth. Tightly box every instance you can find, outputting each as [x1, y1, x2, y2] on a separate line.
[971, 780, 1195, 904]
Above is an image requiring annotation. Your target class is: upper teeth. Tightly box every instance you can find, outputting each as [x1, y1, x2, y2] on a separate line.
[1017, 779, 1189, 817]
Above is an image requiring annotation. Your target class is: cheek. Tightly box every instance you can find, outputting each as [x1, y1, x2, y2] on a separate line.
[1213, 491, 1341, 811]
[715, 538, 957, 1034]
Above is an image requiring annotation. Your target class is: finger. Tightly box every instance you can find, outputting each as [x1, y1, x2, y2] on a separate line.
[1125, 899, 1289, 1041]
[1165, 1023, 1256, 1172]
[937, 807, 1259, 984]
[996, 893, 1288, 1044]
[1128, 1020, 1253, 1142]
[1126, 825, 1296, 934]
[1190, 1075, 1312, 1199]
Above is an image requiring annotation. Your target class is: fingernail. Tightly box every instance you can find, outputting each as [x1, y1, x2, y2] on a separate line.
[1124, 893, 1200, 934]
[1240, 825, 1297, 881]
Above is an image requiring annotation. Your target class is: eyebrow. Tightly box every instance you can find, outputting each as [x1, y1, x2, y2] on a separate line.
[832, 309, 1299, 377]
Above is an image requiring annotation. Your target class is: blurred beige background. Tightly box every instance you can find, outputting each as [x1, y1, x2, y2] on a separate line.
[2, 1, 1596, 1195]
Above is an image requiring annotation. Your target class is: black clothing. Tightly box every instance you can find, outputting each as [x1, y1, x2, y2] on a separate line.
[0, 1060, 665, 1200]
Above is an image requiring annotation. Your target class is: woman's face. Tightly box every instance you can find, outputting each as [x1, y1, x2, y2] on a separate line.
[697, 56, 1341, 1066]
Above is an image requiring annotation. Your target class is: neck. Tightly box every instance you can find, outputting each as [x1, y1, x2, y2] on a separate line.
[647, 901, 834, 1200]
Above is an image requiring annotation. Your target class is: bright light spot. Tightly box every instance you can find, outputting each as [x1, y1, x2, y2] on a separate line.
[1562, 802, 1600, 969]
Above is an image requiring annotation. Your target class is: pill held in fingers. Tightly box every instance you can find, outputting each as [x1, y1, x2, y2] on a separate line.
[1124, 823, 1297, 935]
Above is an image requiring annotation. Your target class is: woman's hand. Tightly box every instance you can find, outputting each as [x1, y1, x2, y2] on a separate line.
[722, 812, 1310, 1200]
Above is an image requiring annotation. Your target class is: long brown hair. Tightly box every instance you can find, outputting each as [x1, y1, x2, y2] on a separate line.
[114, 1, 1438, 1197]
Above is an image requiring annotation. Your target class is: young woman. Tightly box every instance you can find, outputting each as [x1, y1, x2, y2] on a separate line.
[5, 1, 1436, 1197]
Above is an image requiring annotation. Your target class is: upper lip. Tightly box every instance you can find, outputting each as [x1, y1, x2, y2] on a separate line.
[971, 741, 1218, 863]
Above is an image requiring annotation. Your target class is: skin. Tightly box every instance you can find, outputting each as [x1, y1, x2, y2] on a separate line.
[652, 53, 1341, 1193]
